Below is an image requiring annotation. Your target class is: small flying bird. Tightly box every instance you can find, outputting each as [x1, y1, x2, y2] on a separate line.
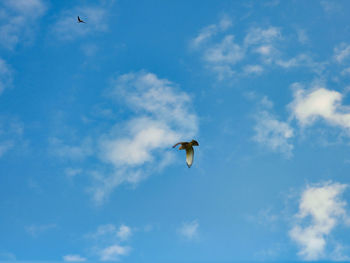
[173, 140, 199, 168]
[77, 16, 86, 23]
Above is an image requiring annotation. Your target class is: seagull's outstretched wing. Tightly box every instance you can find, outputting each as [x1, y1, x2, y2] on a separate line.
[186, 146, 194, 168]
[173, 142, 185, 148]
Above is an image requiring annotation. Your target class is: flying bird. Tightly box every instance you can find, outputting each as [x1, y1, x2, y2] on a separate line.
[77, 16, 86, 23]
[173, 140, 199, 168]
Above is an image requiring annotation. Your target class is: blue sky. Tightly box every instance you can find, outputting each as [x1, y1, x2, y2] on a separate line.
[2, 0, 350, 262]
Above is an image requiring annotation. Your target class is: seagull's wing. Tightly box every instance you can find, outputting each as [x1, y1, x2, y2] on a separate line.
[186, 146, 194, 168]
[173, 142, 185, 148]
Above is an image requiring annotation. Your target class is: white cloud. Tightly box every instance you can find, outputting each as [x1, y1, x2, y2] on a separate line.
[90, 71, 198, 204]
[177, 220, 199, 240]
[117, 224, 132, 241]
[253, 97, 294, 157]
[0, 0, 46, 49]
[0, 58, 13, 95]
[191, 15, 232, 48]
[334, 43, 350, 63]
[63, 254, 86, 262]
[100, 244, 131, 261]
[290, 82, 350, 130]
[289, 181, 350, 260]
[100, 118, 179, 167]
[52, 5, 110, 41]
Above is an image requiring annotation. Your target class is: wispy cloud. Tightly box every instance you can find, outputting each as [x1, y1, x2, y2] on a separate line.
[321, 0, 342, 14]
[275, 54, 325, 74]
[191, 17, 325, 80]
[0, 252, 16, 261]
[0, 0, 47, 49]
[0, 58, 13, 95]
[63, 254, 86, 262]
[65, 168, 83, 178]
[334, 43, 350, 63]
[25, 223, 57, 237]
[81, 43, 99, 57]
[202, 35, 244, 79]
[289, 181, 350, 260]
[0, 116, 24, 158]
[177, 220, 199, 240]
[296, 29, 309, 45]
[191, 15, 232, 48]
[243, 64, 264, 75]
[117, 224, 132, 241]
[87, 224, 117, 239]
[0, 140, 14, 157]
[341, 67, 350, 77]
[244, 26, 281, 46]
[204, 35, 244, 64]
[99, 245, 131, 261]
[85, 223, 133, 261]
[253, 97, 294, 158]
[49, 137, 93, 161]
[88, 223, 132, 241]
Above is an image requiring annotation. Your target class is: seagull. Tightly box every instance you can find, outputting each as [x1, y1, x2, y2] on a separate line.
[77, 16, 86, 23]
[173, 140, 199, 168]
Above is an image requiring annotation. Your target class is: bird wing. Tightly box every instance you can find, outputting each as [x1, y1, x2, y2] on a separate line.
[78, 16, 85, 23]
[173, 142, 185, 148]
[186, 146, 194, 168]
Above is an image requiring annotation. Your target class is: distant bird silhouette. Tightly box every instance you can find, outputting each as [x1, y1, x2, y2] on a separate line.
[77, 16, 86, 23]
[173, 140, 199, 168]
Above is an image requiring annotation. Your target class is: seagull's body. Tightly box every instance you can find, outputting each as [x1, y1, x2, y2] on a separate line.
[77, 16, 86, 23]
[173, 140, 199, 168]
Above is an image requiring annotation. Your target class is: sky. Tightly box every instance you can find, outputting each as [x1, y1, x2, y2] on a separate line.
[2, 0, 350, 262]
